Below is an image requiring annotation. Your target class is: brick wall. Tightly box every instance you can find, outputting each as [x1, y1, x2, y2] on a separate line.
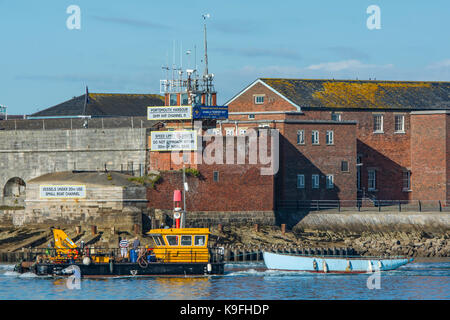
[147, 135, 275, 212]
[228, 82, 298, 113]
[411, 113, 448, 201]
[276, 122, 357, 202]
[302, 109, 412, 200]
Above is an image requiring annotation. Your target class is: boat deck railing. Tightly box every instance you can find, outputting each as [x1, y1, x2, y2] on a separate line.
[12, 246, 224, 264]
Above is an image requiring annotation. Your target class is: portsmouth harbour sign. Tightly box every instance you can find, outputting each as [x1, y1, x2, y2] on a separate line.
[40, 185, 86, 199]
[193, 105, 228, 120]
[147, 106, 192, 120]
[150, 130, 197, 151]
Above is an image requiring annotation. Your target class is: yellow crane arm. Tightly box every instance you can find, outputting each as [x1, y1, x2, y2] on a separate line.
[52, 229, 78, 256]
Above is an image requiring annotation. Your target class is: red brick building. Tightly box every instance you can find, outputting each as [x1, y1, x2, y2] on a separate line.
[225, 78, 450, 203]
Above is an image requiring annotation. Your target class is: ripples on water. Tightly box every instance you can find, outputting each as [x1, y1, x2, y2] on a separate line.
[0, 261, 449, 300]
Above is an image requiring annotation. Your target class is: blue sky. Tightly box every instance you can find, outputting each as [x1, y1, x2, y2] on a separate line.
[1, 0, 449, 115]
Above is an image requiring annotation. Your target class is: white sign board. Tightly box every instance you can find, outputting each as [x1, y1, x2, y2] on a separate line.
[151, 130, 197, 151]
[147, 106, 192, 120]
[40, 185, 86, 199]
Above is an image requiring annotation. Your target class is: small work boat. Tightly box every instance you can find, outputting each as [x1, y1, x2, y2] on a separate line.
[263, 251, 413, 273]
[14, 225, 224, 277]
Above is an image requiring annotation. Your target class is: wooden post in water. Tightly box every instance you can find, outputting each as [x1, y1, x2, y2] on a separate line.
[254, 224, 260, 232]
[281, 224, 286, 235]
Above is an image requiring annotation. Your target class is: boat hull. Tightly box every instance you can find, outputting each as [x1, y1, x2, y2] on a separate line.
[16, 261, 224, 277]
[263, 252, 412, 273]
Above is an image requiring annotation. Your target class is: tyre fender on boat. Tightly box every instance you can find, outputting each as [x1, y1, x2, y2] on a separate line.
[312, 260, 318, 271]
[323, 261, 328, 273]
[378, 260, 383, 271]
[368, 260, 373, 272]
[345, 260, 352, 272]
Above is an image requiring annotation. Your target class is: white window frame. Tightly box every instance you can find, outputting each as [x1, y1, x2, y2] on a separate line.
[312, 174, 319, 189]
[254, 95, 265, 104]
[373, 114, 384, 133]
[326, 174, 334, 189]
[326, 130, 334, 145]
[225, 128, 234, 136]
[239, 128, 247, 135]
[368, 169, 377, 191]
[394, 114, 405, 133]
[297, 174, 305, 189]
[331, 112, 342, 121]
[248, 114, 255, 119]
[402, 170, 411, 191]
[297, 130, 305, 145]
[312, 130, 319, 145]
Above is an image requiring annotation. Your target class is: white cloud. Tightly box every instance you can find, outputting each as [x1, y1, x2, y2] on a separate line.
[306, 59, 393, 72]
[427, 59, 450, 69]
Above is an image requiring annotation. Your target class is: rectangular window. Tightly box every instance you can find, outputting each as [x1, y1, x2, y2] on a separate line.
[239, 128, 247, 135]
[312, 130, 319, 145]
[165, 235, 179, 246]
[326, 130, 334, 145]
[297, 174, 305, 188]
[180, 235, 192, 246]
[403, 171, 411, 191]
[395, 115, 405, 133]
[248, 114, 255, 119]
[373, 114, 384, 133]
[341, 161, 349, 172]
[331, 112, 341, 121]
[180, 93, 189, 105]
[297, 130, 305, 145]
[326, 175, 334, 189]
[225, 128, 234, 136]
[169, 93, 178, 106]
[254, 95, 265, 104]
[368, 169, 376, 191]
[312, 174, 319, 189]
[213, 171, 219, 182]
[194, 235, 206, 246]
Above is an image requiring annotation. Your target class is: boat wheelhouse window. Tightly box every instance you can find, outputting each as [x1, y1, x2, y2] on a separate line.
[180, 235, 192, 246]
[165, 235, 179, 246]
[152, 236, 164, 246]
[194, 235, 206, 246]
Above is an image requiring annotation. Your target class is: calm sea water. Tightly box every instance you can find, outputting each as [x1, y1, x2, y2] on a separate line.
[0, 260, 448, 300]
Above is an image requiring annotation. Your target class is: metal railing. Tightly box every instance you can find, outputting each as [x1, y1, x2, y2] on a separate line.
[11, 246, 224, 264]
[277, 199, 450, 212]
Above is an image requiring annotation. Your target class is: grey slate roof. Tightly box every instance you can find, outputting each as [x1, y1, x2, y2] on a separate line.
[31, 93, 165, 117]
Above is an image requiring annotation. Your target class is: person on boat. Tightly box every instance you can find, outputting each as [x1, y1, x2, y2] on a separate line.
[119, 238, 129, 260]
[133, 237, 140, 251]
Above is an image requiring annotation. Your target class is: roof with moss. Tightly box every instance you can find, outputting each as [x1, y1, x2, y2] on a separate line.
[27, 171, 144, 188]
[259, 78, 450, 110]
[31, 93, 165, 117]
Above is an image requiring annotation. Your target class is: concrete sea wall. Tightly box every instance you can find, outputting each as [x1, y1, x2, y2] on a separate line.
[292, 211, 450, 233]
